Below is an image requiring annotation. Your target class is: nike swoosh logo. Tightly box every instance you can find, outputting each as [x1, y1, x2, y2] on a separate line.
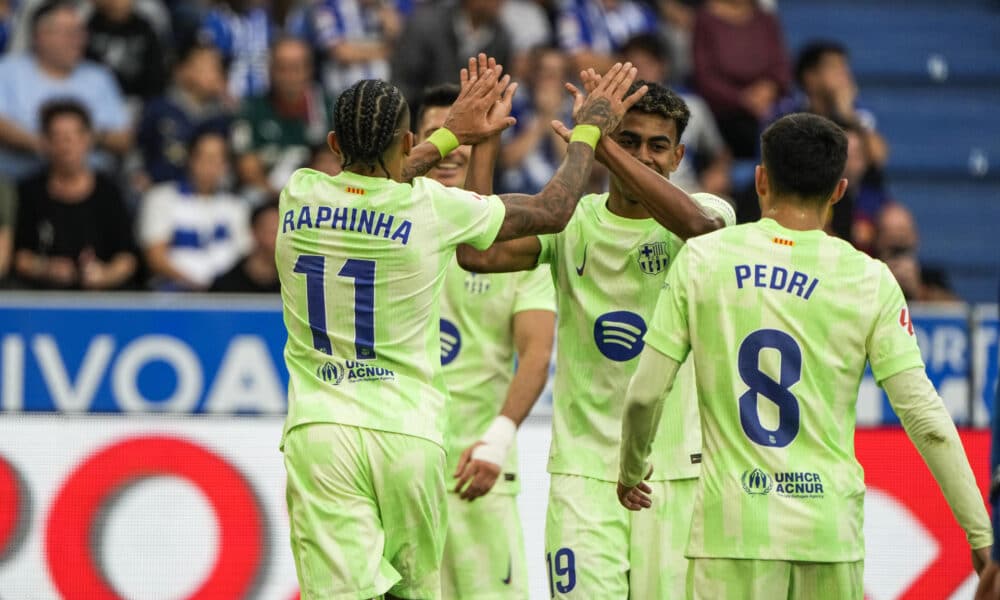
[575, 244, 588, 276]
[502, 554, 512, 585]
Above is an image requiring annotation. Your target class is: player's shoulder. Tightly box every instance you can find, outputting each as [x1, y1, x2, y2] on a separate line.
[575, 192, 609, 219]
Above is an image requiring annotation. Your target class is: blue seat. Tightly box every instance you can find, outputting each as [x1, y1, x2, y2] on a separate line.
[780, 3, 1000, 83]
[886, 177, 1000, 302]
[860, 86, 1000, 176]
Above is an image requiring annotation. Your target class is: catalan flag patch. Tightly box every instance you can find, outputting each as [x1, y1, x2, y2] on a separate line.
[346, 186, 365, 195]
[772, 237, 794, 247]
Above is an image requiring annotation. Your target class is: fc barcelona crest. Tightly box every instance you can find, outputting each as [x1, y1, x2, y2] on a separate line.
[637, 242, 669, 275]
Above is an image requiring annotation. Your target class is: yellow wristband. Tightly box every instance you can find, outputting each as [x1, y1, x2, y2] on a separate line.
[427, 127, 460, 159]
[569, 124, 601, 150]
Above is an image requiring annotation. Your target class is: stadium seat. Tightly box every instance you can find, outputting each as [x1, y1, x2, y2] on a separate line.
[887, 177, 1000, 302]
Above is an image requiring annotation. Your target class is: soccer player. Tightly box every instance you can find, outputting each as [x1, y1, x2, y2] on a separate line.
[277, 60, 645, 599]
[618, 113, 992, 599]
[415, 83, 557, 598]
[459, 79, 735, 597]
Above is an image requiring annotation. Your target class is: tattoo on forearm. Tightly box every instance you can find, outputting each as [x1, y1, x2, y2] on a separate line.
[498, 143, 593, 239]
[401, 145, 441, 181]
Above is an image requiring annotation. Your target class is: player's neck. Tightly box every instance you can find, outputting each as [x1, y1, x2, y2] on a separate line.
[606, 189, 651, 220]
[761, 201, 828, 232]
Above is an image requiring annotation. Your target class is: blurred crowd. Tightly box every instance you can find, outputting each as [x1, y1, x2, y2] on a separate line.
[0, 0, 957, 300]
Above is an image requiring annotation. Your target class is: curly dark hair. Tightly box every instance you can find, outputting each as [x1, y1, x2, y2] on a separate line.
[333, 79, 410, 176]
[624, 80, 691, 140]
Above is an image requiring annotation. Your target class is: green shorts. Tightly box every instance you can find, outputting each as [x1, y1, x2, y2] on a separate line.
[441, 491, 528, 599]
[283, 423, 447, 599]
[687, 558, 864, 600]
[545, 473, 697, 598]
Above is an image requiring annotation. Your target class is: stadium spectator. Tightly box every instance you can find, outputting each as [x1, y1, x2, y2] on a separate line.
[779, 40, 889, 168]
[840, 123, 888, 253]
[136, 43, 233, 187]
[12, 100, 137, 290]
[622, 32, 731, 195]
[306, 142, 342, 177]
[85, 0, 168, 103]
[211, 200, 279, 292]
[692, 0, 790, 158]
[231, 37, 332, 199]
[876, 202, 959, 303]
[556, 0, 658, 74]
[656, 0, 699, 83]
[139, 130, 250, 291]
[0, 0, 132, 180]
[390, 0, 513, 106]
[199, 0, 274, 100]
[498, 0, 552, 79]
[295, 0, 405, 99]
[0, 178, 15, 282]
[497, 46, 571, 193]
[6, 0, 171, 52]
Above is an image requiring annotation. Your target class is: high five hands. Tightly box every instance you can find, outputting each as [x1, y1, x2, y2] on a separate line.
[443, 54, 518, 145]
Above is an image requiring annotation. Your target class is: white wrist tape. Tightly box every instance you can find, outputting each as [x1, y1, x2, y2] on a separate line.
[470, 415, 517, 466]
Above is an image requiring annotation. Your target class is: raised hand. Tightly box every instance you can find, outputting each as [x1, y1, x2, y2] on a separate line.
[572, 63, 647, 135]
[443, 53, 517, 145]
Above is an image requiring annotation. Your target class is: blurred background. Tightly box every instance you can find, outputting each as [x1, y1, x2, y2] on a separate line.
[0, 0, 996, 598]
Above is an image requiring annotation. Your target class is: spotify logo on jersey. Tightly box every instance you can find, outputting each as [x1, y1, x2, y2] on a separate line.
[440, 319, 462, 365]
[593, 311, 647, 361]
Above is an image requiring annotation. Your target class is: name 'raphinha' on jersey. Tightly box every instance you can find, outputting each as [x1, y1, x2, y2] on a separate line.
[281, 205, 413, 245]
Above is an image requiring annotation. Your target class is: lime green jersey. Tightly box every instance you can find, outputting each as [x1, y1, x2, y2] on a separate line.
[440, 257, 556, 495]
[277, 169, 506, 447]
[646, 218, 925, 562]
[538, 193, 702, 483]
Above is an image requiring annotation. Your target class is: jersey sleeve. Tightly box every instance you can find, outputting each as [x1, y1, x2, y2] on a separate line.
[644, 244, 692, 363]
[866, 263, 925, 384]
[536, 232, 557, 266]
[690, 192, 736, 227]
[513, 265, 556, 314]
[420, 177, 506, 250]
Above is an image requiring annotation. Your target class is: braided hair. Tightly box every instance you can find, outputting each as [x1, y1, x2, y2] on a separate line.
[334, 80, 410, 177]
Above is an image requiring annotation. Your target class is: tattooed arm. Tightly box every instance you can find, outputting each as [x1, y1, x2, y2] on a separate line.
[459, 63, 648, 274]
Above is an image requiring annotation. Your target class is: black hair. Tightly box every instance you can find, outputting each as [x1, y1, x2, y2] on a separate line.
[187, 128, 228, 161]
[39, 98, 91, 134]
[333, 80, 409, 176]
[415, 83, 460, 132]
[794, 40, 848, 87]
[251, 199, 279, 226]
[761, 113, 847, 203]
[31, 0, 76, 33]
[625, 80, 690, 139]
[177, 42, 221, 67]
[621, 33, 672, 66]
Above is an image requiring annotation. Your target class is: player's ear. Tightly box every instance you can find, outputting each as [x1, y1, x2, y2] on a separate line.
[401, 130, 414, 156]
[828, 177, 848, 206]
[755, 165, 768, 201]
[327, 131, 343, 158]
[670, 143, 685, 173]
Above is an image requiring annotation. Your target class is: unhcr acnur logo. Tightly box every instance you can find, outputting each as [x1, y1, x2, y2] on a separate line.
[741, 468, 773, 495]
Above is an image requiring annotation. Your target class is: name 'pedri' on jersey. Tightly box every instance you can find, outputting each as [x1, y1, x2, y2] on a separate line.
[646, 218, 925, 562]
[276, 168, 506, 448]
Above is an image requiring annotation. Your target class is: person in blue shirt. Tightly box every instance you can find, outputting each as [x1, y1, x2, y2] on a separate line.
[198, 0, 274, 100]
[136, 43, 233, 186]
[0, 0, 132, 179]
[556, 0, 658, 74]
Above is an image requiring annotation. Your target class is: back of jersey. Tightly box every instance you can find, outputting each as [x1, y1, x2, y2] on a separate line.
[276, 169, 506, 447]
[649, 217, 923, 562]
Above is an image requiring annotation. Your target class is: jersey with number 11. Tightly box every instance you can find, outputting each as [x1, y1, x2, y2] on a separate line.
[646, 218, 924, 562]
[276, 168, 506, 448]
